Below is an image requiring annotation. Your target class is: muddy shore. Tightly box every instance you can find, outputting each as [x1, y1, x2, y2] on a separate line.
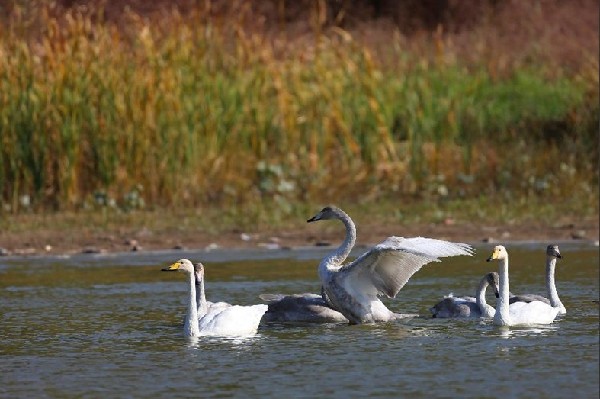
[1, 217, 597, 257]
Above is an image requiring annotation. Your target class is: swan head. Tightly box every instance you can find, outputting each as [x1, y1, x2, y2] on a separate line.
[162, 258, 195, 274]
[307, 206, 344, 223]
[546, 244, 562, 259]
[194, 262, 206, 285]
[486, 245, 508, 262]
[485, 272, 500, 298]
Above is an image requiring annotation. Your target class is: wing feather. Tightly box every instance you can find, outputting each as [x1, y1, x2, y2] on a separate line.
[339, 236, 474, 298]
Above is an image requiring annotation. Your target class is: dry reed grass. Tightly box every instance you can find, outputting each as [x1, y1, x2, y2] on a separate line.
[0, 2, 597, 216]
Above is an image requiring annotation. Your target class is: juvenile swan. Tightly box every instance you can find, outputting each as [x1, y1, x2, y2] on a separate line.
[307, 206, 474, 324]
[162, 259, 267, 337]
[430, 272, 500, 318]
[260, 293, 348, 323]
[508, 245, 566, 314]
[486, 246, 560, 326]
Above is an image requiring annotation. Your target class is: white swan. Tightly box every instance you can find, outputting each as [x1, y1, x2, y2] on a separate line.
[486, 245, 560, 326]
[162, 259, 267, 337]
[307, 206, 475, 324]
[260, 292, 348, 323]
[507, 245, 565, 314]
[430, 272, 499, 318]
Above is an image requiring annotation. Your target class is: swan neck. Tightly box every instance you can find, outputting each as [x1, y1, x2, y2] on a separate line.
[546, 257, 564, 310]
[475, 277, 488, 312]
[325, 212, 356, 269]
[494, 258, 511, 326]
[185, 272, 200, 336]
[196, 275, 208, 317]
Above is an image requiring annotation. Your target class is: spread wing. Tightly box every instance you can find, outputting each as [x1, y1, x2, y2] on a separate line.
[337, 236, 474, 298]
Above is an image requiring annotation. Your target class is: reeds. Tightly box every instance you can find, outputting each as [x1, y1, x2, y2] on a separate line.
[0, 5, 597, 213]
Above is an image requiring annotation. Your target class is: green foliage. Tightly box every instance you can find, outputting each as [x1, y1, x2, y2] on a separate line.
[0, 7, 597, 213]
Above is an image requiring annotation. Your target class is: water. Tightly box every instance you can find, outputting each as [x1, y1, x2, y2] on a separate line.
[1, 243, 598, 398]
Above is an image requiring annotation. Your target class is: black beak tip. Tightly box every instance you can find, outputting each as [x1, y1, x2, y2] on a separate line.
[557, 254, 562, 259]
[161, 268, 174, 271]
[486, 258, 492, 262]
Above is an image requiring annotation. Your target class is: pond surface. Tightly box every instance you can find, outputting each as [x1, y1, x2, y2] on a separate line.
[1, 243, 598, 398]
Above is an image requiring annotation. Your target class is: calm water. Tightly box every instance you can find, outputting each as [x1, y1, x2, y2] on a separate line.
[1, 243, 598, 398]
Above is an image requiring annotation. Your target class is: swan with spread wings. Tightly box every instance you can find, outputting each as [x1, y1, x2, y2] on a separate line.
[307, 206, 475, 324]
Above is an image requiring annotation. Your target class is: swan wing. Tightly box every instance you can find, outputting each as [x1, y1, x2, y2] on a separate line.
[259, 293, 322, 303]
[204, 301, 232, 316]
[509, 293, 550, 305]
[338, 236, 474, 298]
[259, 294, 288, 303]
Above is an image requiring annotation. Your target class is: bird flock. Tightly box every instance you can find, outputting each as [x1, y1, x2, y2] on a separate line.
[161, 205, 566, 337]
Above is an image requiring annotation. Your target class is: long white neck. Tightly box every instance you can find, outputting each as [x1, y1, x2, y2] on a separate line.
[546, 257, 565, 312]
[319, 212, 356, 279]
[494, 258, 511, 326]
[195, 273, 208, 317]
[184, 272, 200, 337]
[328, 212, 356, 267]
[475, 277, 492, 317]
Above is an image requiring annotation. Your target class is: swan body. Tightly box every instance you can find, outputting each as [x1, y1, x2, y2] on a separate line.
[430, 272, 499, 318]
[307, 206, 475, 324]
[197, 304, 270, 335]
[260, 292, 348, 323]
[162, 259, 267, 337]
[486, 246, 560, 326]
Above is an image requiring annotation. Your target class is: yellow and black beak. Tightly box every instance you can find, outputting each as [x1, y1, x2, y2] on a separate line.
[161, 262, 180, 272]
[486, 248, 500, 262]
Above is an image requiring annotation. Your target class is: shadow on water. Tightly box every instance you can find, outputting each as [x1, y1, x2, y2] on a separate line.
[0, 242, 598, 398]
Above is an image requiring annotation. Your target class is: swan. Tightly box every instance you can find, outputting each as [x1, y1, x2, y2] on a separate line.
[307, 206, 475, 324]
[430, 272, 499, 318]
[507, 245, 565, 314]
[486, 245, 560, 326]
[162, 259, 268, 337]
[260, 292, 348, 323]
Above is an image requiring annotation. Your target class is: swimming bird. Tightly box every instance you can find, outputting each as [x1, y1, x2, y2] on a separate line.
[307, 206, 475, 324]
[507, 245, 565, 314]
[486, 245, 560, 326]
[162, 259, 267, 337]
[430, 272, 499, 318]
[260, 292, 348, 323]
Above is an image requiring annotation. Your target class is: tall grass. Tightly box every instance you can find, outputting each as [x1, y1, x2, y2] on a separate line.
[0, 6, 597, 213]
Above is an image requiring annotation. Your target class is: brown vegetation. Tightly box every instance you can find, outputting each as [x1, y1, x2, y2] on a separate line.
[0, 1, 596, 254]
[2, 0, 597, 69]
